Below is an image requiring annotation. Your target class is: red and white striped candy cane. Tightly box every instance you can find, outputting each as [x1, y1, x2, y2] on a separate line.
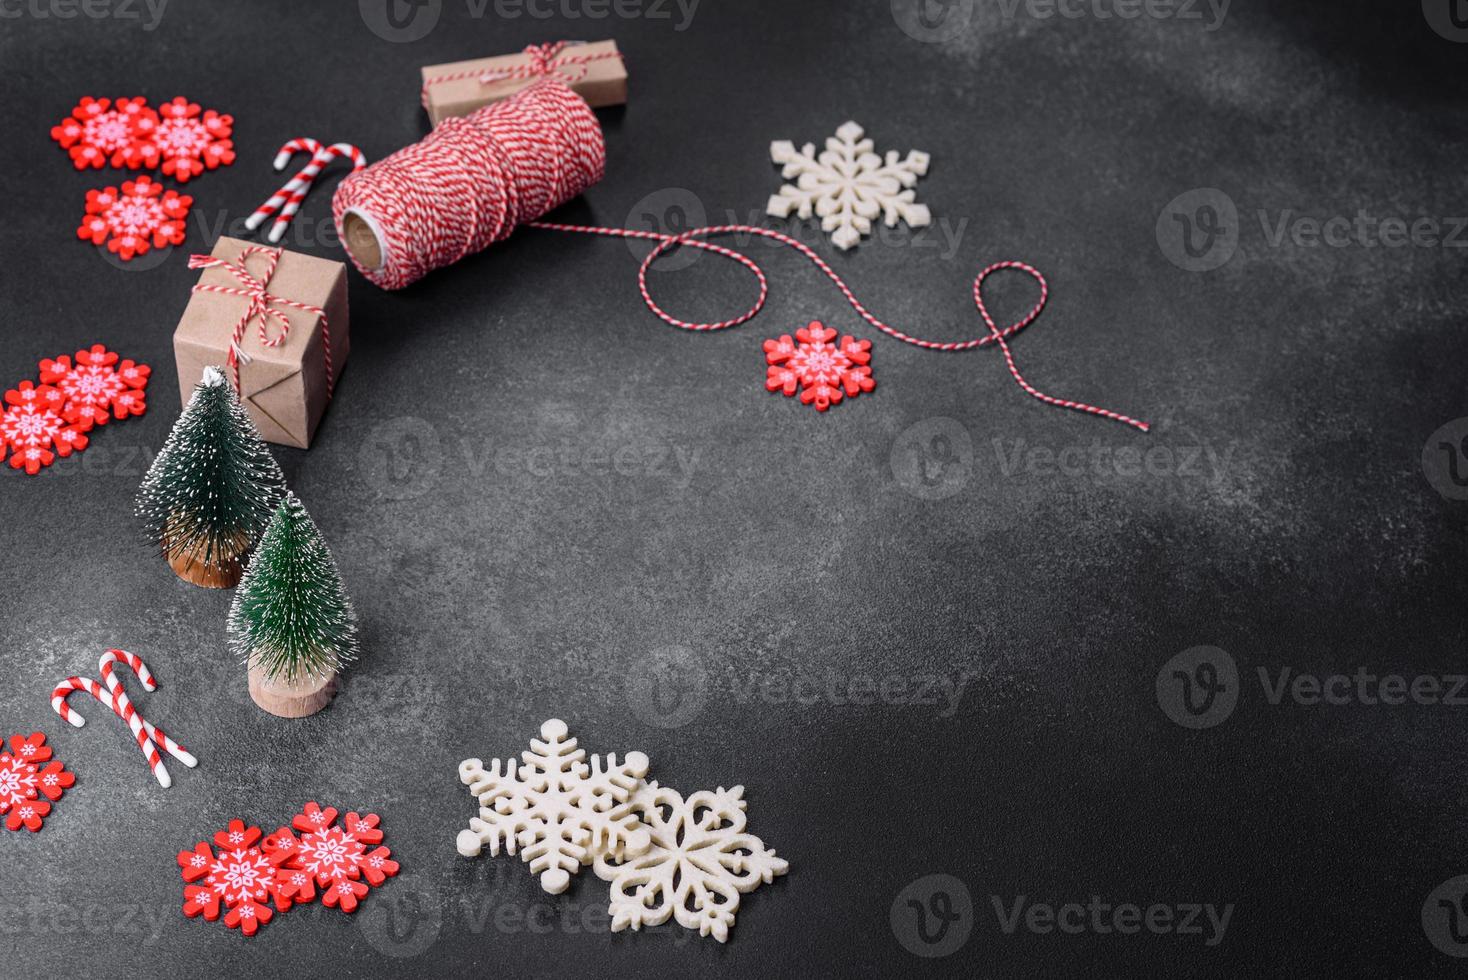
[244, 138, 324, 235]
[50, 676, 174, 786]
[51, 674, 194, 768]
[268, 142, 367, 243]
[51, 675, 114, 728]
[99, 650, 197, 778]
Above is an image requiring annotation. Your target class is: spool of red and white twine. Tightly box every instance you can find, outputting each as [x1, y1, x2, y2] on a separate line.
[332, 79, 1149, 431]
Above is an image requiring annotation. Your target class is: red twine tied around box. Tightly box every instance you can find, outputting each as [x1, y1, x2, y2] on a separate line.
[420, 40, 624, 111]
[336, 79, 1149, 432]
[187, 245, 335, 398]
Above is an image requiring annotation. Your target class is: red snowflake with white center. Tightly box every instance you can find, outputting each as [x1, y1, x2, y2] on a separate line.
[76, 175, 192, 261]
[264, 802, 400, 914]
[40, 345, 150, 427]
[764, 320, 875, 412]
[50, 96, 159, 170]
[178, 819, 294, 936]
[147, 97, 236, 182]
[3, 346, 149, 476]
[0, 732, 76, 833]
[1, 383, 89, 475]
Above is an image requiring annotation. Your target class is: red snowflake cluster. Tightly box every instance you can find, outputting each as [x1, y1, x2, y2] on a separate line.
[51, 96, 234, 182]
[764, 320, 875, 412]
[2, 345, 150, 475]
[0, 733, 76, 833]
[178, 803, 399, 938]
[52, 96, 233, 260]
[76, 176, 192, 261]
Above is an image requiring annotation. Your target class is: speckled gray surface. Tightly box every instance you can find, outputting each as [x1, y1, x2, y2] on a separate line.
[3, 0, 1467, 975]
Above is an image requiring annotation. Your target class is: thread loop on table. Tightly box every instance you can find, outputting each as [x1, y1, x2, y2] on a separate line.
[334, 79, 1148, 431]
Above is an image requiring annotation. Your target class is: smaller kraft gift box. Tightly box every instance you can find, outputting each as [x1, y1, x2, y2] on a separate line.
[420, 39, 627, 127]
[173, 237, 348, 448]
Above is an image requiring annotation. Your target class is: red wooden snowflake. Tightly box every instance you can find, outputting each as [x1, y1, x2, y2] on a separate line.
[50, 96, 159, 170]
[264, 802, 400, 914]
[178, 819, 294, 936]
[40, 345, 150, 427]
[5, 380, 66, 415]
[1, 391, 89, 475]
[148, 97, 236, 182]
[76, 176, 192, 261]
[3, 347, 149, 475]
[0, 733, 76, 833]
[764, 320, 875, 412]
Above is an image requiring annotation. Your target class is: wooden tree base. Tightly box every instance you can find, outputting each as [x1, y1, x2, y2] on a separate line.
[249, 664, 338, 718]
[167, 545, 242, 589]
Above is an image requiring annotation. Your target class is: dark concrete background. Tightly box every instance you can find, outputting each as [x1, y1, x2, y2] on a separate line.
[2, 0, 1467, 975]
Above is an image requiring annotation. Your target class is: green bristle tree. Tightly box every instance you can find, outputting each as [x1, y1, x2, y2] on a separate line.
[228, 491, 359, 683]
[135, 366, 285, 587]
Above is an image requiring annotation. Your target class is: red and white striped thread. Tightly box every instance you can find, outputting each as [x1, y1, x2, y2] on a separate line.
[50, 650, 196, 788]
[335, 79, 1149, 431]
[188, 244, 335, 398]
[247, 139, 368, 244]
[420, 40, 624, 111]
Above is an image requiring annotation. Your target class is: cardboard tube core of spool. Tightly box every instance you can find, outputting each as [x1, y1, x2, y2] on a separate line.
[341, 208, 385, 273]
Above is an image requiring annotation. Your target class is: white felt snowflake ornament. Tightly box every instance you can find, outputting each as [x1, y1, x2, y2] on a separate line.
[456, 719, 651, 894]
[593, 781, 788, 943]
[767, 121, 931, 251]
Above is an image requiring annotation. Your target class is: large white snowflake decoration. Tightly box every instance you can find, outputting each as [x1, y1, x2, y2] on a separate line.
[767, 121, 932, 251]
[456, 719, 652, 894]
[593, 781, 789, 943]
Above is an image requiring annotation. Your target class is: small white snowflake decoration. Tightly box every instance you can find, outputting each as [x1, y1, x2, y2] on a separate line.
[767, 121, 932, 251]
[456, 719, 652, 894]
[593, 781, 789, 943]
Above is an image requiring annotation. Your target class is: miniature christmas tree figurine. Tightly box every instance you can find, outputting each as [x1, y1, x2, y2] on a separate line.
[136, 366, 285, 588]
[230, 491, 358, 717]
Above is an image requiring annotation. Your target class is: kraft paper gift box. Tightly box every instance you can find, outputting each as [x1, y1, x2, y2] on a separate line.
[420, 39, 627, 126]
[173, 237, 349, 449]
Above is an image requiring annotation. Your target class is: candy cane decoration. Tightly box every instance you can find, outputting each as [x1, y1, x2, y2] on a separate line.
[51, 674, 166, 786]
[99, 650, 197, 770]
[51, 675, 114, 728]
[246, 139, 367, 244]
[49, 650, 196, 788]
[244, 138, 322, 234]
[268, 143, 366, 243]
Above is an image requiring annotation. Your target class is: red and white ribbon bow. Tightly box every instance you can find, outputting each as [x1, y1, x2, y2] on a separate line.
[479, 40, 620, 85]
[187, 245, 334, 398]
[420, 40, 624, 109]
